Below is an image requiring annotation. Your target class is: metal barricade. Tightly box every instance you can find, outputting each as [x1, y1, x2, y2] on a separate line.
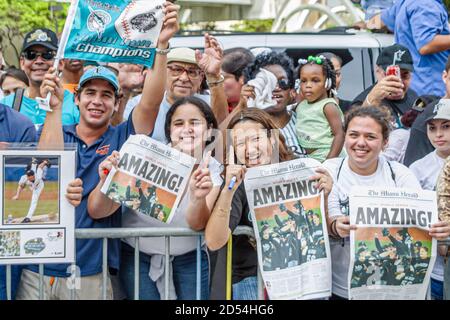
[3, 227, 449, 300]
[3, 226, 260, 300]
[76, 227, 204, 300]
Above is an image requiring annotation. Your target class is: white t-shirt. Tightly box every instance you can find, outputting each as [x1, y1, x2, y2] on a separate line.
[410, 150, 444, 191]
[410, 150, 446, 282]
[122, 157, 223, 256]
[323, 156, 421, 298]
[382, 128, 410, 164]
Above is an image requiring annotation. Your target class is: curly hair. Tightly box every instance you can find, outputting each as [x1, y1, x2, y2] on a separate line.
[242, 51, 295, 89]
[297, 55, 337, 98]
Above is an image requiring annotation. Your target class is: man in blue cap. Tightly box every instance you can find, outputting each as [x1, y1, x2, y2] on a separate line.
[0, 28, 80, 129]
[16, 2, 180, 300]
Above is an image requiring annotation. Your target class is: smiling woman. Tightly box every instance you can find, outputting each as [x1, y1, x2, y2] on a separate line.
[205, 108, 296, 300]
[321, 105, 442, 300]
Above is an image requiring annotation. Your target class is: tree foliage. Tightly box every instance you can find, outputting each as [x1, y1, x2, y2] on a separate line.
[231, 19, 274, 33]
[0, 0, 69, 65]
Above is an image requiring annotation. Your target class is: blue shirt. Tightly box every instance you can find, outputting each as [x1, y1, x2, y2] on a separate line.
[381, 0, 450, 96]
[0, 103, 36, 142]
[0, 103, 36, 299]
[362, 0, 395, 20]
[0, 90, 80, 130]
[28, 115, 136, 277]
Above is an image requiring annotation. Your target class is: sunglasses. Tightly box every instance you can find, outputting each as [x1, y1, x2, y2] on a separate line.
[277, 78, 291, 90]
[22, 50, 56, 61]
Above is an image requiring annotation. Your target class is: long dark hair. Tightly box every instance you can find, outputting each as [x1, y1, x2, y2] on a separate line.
[164, 96, 218, 146]
[227, 108, 294, 163]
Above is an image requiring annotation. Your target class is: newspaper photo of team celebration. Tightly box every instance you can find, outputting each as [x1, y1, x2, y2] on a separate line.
[1, 0, 450, 302]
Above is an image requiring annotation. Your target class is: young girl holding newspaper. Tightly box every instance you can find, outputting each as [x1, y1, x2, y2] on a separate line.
[323, 105, 450, 299]
[88, 96, 222, 300]
[409, 99, 450, 299]
[205, 108, 332, 299]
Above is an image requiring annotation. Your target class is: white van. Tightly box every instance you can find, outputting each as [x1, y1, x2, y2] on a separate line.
[171, 30, 394, 101]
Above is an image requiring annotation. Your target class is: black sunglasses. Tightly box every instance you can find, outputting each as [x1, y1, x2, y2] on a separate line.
[22, 50, 56, 61]
[277, 79, 291, 90]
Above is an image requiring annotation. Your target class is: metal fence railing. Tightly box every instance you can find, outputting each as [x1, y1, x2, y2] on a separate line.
[4, 226, 260, 301]
[4, 227, 450, 300]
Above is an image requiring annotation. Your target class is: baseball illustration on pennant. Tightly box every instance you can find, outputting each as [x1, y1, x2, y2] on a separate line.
[115, 0, 165, 45]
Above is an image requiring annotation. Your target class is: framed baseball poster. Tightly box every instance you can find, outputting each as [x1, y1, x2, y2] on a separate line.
[0, 149, 76, 265]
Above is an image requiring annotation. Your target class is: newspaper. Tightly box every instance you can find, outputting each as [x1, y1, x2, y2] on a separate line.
[244, 158, 332, 300]
[101, 135, 196, 224]
[0, 150, 76, 265]
[348, 186, 437, 300]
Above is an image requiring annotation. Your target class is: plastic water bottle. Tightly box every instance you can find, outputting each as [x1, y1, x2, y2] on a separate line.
[7, 214, 12, 223]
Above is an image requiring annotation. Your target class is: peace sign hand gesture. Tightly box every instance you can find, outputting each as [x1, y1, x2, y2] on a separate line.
[190, 151, 214, 201]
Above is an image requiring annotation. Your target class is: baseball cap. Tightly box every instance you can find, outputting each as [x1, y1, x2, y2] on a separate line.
[22, 28, 58, 53]
[78, 66, 119, 93]
[426, 99, 450, 122]
[376, 44, 414, 72]
[167, 47, 198, 66]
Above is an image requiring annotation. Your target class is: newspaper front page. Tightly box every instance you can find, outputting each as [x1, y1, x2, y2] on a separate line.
[244, 158, 332, 300]
[101, 135, 196, 224]
[0, 150, 76, 265]
[348, 186, 437, 300]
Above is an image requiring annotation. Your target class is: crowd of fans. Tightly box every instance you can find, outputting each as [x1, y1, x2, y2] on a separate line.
[1, 0, 450, 301]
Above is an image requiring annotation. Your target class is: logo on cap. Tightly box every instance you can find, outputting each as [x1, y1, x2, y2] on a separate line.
[28, 29, 49, 43]
[393, 50, 406, 64]
[433, 102, 444, 113]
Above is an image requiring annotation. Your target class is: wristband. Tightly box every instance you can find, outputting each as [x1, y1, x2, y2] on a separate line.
[206, 74, 225, 87]
[330, 219, 340, 239]
[155, 43, 171, 55]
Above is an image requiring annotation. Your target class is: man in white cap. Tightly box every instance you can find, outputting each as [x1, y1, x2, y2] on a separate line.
[122, 33, 227, 142]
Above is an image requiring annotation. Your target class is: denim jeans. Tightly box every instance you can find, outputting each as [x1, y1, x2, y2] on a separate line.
[232, 276, 257, 300]
[431, 278, 443, 300]
[119, 243, 209, 300]
[444, 259, 450, 300]
[0, 265, 23, 300]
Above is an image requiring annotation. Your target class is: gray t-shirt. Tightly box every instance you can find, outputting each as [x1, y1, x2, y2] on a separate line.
[123, 92, 211, 143]
[122, 157, 223, 256]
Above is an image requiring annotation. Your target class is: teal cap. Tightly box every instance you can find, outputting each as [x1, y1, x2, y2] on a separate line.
[78, 66, 119, 93]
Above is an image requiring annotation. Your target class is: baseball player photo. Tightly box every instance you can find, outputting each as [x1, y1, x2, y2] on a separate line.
[3, 156, 60, 224]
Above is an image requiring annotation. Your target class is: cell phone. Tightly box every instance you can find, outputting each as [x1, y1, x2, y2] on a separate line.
[386, 65, 400, 79]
